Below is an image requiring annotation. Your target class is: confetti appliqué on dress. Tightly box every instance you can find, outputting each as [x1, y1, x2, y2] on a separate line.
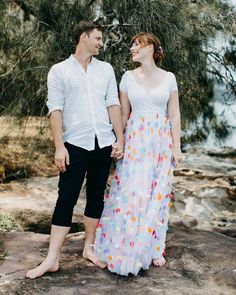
[94, 70, 177, 276]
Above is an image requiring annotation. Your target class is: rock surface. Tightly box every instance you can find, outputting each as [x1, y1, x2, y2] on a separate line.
[0, 149, 235, 235]
[0, 227, 236, 295]
[0, 149, 236, 294]
[170, 148, 236, 237]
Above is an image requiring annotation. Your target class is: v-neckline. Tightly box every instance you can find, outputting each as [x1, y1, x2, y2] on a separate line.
[128, 70, 169, 93]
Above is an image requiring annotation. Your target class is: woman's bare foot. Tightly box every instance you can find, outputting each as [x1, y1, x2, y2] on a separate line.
[152, 256, 166, 267]
[25, 259, 59, 279]
[82, 245, 106, 268]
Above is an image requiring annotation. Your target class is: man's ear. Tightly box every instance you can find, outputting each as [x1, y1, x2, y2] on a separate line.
[81, 32, 88, 42]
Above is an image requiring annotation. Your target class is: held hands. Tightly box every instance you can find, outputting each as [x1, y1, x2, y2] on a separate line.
[172, 146, 183, 167]
[54, 145, 70, 172]
[111, 139, 124, 160]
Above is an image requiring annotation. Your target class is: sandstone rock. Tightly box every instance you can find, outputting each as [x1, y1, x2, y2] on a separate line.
[0, 226, 235, 295]
[0, 149, 236, 294]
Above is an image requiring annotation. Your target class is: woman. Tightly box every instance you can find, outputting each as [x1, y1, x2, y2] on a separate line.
[94, 32, 182, 276]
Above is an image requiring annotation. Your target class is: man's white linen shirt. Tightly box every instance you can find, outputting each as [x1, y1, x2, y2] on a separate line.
[46, 55, 120, 151]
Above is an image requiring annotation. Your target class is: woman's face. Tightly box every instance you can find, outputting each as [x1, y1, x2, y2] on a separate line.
[130, 39, 152, 62]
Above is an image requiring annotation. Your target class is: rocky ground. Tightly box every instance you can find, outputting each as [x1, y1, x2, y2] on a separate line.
[0, 147, 235, 294]
[0, 227, 235, 295]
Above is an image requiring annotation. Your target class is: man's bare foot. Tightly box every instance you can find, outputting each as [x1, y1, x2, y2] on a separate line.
[25, 259, 59, 279]
[82, 245, 106, 268]
[152, 256, 166, 267]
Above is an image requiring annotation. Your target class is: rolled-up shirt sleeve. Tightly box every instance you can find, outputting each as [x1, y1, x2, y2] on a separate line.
[46, 65, 65, 114]
[105, 65, 120, 108]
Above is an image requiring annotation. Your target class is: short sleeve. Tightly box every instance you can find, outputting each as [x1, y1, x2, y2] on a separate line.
[169, 73, 178, 93]
[46, 65, 65, 114]
[119, 72, 128, 93]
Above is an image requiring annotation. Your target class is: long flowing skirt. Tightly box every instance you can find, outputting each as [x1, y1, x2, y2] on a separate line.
[94, 111, 174, 276]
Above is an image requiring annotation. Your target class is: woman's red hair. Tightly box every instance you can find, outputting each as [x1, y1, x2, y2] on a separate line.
[131, 32, 164, 64]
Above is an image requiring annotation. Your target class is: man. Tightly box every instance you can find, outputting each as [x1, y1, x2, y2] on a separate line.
[26, 20, 124, 279]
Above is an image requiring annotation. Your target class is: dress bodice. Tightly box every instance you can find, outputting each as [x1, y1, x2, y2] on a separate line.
[119, 70, 178, 114]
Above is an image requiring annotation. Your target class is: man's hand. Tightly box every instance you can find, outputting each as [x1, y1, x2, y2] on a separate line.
[111, 139, 124, 160]
[54, 145, 70, 172]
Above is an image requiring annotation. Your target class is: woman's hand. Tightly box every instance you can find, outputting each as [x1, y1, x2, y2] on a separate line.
[172, 146, 183, 167]
[111, 139, 124, 160]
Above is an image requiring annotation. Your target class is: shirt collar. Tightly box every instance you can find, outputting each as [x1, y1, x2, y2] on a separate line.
[70, 54, 97, 65]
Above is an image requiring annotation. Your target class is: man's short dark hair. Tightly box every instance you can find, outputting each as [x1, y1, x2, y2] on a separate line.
[75, 20, 103, 45]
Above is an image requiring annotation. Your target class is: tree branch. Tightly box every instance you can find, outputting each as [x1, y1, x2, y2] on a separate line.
[14, 0, 35, 20]
[88, 0, 97, 5]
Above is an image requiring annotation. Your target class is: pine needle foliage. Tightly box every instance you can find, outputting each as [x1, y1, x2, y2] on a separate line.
[0, 0, 235, 143]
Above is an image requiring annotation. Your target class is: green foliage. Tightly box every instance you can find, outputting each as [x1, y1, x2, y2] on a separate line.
[98, 0, 235, 142]
[0, 0, 93, 116]
[0, 212, 16, 262]
[211, 118, 231, 141]
[0, 213, 17, 232]
[0, 0, 235, 143]
[0, 232, 6, 263]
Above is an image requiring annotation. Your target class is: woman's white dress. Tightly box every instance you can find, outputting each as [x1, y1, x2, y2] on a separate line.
[94, 71, 178, 276]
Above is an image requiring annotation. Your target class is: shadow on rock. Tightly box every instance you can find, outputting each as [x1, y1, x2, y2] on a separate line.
[12, 209, 84, 234]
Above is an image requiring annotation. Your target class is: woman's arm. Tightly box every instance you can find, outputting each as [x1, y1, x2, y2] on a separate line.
[167, 90, 182, 166]
[119, 90, 131, 129]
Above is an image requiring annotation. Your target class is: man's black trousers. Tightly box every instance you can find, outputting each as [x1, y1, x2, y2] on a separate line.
[52, 140, 112, 227]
